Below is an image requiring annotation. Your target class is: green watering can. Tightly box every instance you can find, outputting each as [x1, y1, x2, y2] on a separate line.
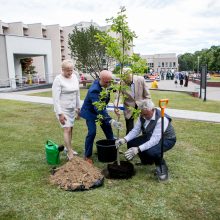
[45, 140, 62, 165]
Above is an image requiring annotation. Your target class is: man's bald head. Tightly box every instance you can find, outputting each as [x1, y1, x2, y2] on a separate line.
[100, 70, 112, 79]
[99, 70, 112, 88]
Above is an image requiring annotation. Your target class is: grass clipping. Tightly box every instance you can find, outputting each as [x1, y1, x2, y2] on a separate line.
[50, 156, 104, 191]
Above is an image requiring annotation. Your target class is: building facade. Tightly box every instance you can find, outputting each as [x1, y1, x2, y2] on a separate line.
[0, 21, 53, 89]
[0, 20, 109, 89]
[141, 53, 178, 73]
[0, 19, 175, 89]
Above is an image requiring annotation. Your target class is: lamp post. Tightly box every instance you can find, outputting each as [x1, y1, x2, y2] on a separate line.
[198, 56, 202, 98]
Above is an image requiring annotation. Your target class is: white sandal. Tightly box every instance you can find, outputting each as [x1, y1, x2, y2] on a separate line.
[64, 147, 78, 155]
[72, 150, 78, 155]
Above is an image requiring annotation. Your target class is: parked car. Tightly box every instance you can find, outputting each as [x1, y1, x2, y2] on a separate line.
[144, 73, 160, 82]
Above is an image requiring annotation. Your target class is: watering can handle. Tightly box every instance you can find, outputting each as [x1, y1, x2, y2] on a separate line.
[159, 99, 169, 117]
[46, 140, 57, 146]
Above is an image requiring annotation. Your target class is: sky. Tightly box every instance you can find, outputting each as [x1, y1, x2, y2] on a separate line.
[1, 0, 220, 56]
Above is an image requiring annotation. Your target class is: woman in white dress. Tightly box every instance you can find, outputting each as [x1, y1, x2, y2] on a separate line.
[52, 60, 80, 160]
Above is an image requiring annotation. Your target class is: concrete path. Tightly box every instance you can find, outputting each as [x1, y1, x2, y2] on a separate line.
[0, 89, 220, 123]
[146, 80, 220, 101]
[0, 93, 53, 105]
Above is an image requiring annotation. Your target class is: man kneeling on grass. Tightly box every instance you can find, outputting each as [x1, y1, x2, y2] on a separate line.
[115, 99, 176, 181]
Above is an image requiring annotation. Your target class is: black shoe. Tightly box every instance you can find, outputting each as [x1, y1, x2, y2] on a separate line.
[155, 162, 168, 181]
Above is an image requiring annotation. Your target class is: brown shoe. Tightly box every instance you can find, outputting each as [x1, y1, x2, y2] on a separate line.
[84, 157, 93, 164]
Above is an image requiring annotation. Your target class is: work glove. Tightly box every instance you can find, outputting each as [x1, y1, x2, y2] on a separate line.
[110, 119, 122, 130]
[115, 138, 126, 149]
[125, 147, 139, 160]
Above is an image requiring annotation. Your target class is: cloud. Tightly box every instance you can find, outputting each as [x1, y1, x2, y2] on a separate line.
[134, 0, 177, 9]
[0, 0, 219, 55]
[198, 0, 220, 18]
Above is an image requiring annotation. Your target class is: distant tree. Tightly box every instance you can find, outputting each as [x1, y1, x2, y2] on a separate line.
[20, 58, 37, 75]
[113, 65, 121, 74]
[129, 53, 147, 75]
[178, 45, 220, 72]
[209, 46, 220, 71]
[178, 53, 194, 71]
[68, 25, 112, 79]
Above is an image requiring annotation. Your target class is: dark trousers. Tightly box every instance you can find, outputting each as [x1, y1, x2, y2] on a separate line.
[125, 103, 139, 148]
[125, 117, 135, 148]
[85, 119, 114, 157]
[125, 117, 134, 135]
[127, 134, 176, 165]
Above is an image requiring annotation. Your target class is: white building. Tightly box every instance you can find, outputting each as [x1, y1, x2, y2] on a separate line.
[141, 53, 178, 73]
[1, 18, 174, 90]
[0, 20, 110, 89]
[0, 21, 53, 89]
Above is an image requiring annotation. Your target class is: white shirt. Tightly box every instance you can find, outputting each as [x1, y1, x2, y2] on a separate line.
[124, 109, 169, 152]
[52, 73, 80, 114]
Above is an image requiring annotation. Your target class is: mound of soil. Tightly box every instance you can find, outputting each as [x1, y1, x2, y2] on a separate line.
[50, 156, 104, 191]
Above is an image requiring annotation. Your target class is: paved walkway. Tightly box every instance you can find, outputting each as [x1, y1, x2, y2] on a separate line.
[146, 80, 220, 101]
[0, 88, 220, 123]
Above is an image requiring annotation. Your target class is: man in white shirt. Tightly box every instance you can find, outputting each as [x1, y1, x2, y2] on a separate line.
[115, 99, 176, 181]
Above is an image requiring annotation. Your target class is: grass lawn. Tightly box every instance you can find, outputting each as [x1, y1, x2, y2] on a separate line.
[209, 76, 220, 82]
[29, 89, 220, 113]
[150, 90, 220, 113]
[0, 100, 220, 219]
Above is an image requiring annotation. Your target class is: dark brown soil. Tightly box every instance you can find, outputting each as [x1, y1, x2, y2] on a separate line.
[50, 156, 104, 191]
[107, 161, 135, 179]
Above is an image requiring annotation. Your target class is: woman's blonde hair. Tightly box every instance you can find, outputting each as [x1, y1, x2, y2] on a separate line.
[62, 59, 74, 69]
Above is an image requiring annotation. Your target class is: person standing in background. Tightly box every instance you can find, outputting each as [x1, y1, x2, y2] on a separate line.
[52, 59, 80, 161]
[179, 72, 184, 87]
[174, 72, 179, 87]
[184, 72, 189, 87]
